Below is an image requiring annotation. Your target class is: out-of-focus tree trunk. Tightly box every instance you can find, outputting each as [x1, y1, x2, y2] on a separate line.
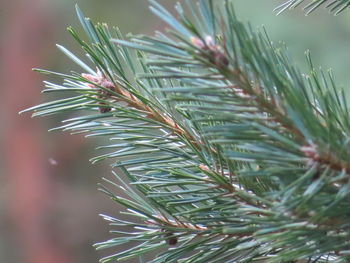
[1, 1, 72, 262]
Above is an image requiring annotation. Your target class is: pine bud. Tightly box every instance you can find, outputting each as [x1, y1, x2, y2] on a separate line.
[164, 231, 178, 246]
[190, 35, 229, 68]
[214, 50, 229, 67]
[204, 35, 215, 49]
[190, 36, 205, 49]
[81, 73, 99, 83]
[81, 70, 115, 113]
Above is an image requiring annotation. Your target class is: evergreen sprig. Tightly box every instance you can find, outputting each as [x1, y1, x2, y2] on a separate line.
[22, 0, 350, 262]
[276, 0, 350, 15]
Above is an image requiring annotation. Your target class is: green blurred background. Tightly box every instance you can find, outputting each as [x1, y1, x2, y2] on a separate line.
[2, 1, 350, 262]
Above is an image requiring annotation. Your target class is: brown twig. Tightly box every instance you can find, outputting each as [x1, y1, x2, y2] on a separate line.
[81, 71, 195, 143]
[302, 145, 350, 177]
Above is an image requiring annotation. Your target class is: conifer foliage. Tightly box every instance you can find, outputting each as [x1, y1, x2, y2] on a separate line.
[23, 0, 350, 262]
[276, 0, 350, 15]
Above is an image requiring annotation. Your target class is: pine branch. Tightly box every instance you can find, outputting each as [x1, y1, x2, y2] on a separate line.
[276, 0, 350, 15]
[80, 70, 195, 143]
[22, 1, 350, 262]
[120, 1, 350, 180]
[110, 0, 350, 261]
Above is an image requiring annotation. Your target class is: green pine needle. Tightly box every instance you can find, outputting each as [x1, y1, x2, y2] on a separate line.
[275, 0, 350, 15]
[22, 0, 350, 262]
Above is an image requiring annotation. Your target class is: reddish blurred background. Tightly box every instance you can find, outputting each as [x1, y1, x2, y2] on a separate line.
[1, 1, 159, 262]
[1, 0, 350, 262]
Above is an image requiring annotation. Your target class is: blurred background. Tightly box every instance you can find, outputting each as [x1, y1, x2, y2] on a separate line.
[1, 0, 350, 262]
